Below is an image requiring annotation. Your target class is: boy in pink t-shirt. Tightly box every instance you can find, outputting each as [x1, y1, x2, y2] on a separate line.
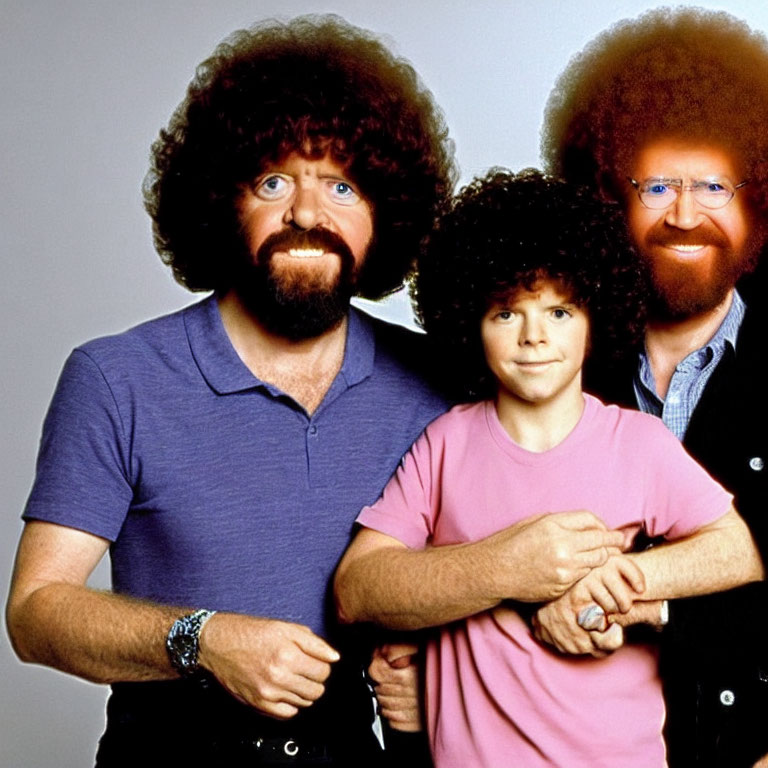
[335, 170, 762, 767]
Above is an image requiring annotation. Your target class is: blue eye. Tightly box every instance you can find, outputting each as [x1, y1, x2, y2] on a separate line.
[255, 175, 289, 200]
[647, 183, 670, 196]
[328, 180, 359, 204]
[705, 181, 726, 193]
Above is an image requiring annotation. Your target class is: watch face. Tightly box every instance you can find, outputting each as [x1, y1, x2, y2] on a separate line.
[169, 619, 199, 673]
[167, 610, 214, 676]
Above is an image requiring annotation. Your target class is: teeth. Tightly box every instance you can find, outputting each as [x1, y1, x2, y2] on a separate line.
[668, 244, 705, 252]
[287, 248, 324, 258]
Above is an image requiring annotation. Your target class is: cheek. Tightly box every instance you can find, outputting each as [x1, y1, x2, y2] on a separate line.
[343, 209, 375, 260]
[240, 205, 282, 251]
[481, 328, 509, 371]
[721, 209, 751, 251]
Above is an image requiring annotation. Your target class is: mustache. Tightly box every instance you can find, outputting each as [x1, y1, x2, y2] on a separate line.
[258, 227, 355, 263]
[644, 222, 729, 249]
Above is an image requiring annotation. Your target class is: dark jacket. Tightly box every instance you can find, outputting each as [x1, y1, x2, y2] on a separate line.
[587, 304, 768, 768]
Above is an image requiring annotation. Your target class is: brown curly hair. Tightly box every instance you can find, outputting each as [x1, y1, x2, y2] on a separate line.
[542, 7, 768, 211]
[144, 14, 456, 298]
[415, 169, 648, 401]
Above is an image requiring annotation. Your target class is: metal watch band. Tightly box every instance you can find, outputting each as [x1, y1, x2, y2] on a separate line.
[166, 608, 217, 677]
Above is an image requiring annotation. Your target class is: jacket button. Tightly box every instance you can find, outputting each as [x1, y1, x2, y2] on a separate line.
[749, 457, 764, 471]
[719, 689, 736, 706]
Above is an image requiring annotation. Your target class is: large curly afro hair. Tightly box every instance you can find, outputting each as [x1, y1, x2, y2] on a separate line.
[415, 169, 648, 401]
[542, 6, 768, 211]
[144, 14, 456, 298]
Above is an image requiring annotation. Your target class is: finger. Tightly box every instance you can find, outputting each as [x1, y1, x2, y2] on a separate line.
[370, 655, 412, 684]
[594, 568, 638, 614]
[380, 704, 420, 722]
[374, 682, 417, 698]
[576, 528, 626, 552]
[553, 510, 608, 531]
[590, 624, 624, 652]
[262, 701, 301, 720]
[292, 654, 333, 684]
[382, 642, 419, 665]
[615, 556, 646, 594]
[294, 628, 340, 663]
[263, 667, 327, 705]
[586, 581, 620, 614]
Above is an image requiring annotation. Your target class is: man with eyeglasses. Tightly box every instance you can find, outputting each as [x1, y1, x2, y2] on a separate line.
[541, 8, 768, 768]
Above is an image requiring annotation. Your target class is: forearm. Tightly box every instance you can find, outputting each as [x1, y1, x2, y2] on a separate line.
[335, 539, 501, 630]
[7, 582, 181, 683]
[337, 512, 625, 630]
[629, 508, 764, 602]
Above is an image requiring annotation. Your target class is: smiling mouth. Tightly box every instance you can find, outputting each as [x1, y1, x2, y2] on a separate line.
[284, 248, 326, 258]
[664, 244, 707, 254]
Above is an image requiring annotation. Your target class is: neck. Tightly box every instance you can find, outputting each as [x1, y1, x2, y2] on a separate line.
[217, 291, 348, 414]
[494, 383, 585, 453]
[645, 289, 733, 399]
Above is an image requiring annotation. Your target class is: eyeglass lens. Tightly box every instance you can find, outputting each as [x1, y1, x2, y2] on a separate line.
[639, 179, 735, 209]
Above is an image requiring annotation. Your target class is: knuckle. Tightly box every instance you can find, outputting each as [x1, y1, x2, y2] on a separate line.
[275, 645, 297, 667]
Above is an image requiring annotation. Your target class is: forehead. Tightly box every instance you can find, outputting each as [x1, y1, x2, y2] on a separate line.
[262, 150, 353, 178]
[632, 138, 744, 180]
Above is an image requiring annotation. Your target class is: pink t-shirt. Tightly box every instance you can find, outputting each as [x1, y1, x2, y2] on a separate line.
[357, 395, 732, 768]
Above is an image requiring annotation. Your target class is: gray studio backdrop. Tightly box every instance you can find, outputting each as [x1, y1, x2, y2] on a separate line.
[3, 1, 768, 764]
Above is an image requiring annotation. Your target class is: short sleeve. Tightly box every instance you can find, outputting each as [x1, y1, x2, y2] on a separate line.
[639, 419, 733, 539]
[23, 348, 133, 541]
[356, 426, 439, 549]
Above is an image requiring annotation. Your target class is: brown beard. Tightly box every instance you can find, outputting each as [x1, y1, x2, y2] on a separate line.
[641, 220, 761, 320]
[233, 227, 360, 340]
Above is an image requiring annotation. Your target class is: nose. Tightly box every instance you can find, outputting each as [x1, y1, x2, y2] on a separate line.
[520, 314, 547, 347]
[664, 187, 704, 230]
[285, 183, 326, 231]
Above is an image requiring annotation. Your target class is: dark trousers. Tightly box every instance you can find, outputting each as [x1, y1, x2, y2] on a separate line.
[94, 674, 431, 767]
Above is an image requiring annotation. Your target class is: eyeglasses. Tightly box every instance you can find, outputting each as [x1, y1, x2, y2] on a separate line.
[627, 176, 749, 210]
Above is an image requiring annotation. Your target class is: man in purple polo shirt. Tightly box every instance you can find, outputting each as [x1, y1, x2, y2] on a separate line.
[7, 16, 455, 767]
[7, 14, 626, 767]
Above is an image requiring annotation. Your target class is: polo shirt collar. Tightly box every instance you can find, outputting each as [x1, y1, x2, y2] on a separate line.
[183, 294, 375, 395]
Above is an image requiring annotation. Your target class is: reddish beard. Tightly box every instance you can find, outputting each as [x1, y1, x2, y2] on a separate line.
[641, 220, 760, 320]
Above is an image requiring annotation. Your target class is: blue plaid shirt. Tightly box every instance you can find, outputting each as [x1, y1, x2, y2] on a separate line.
[634, 291, 746, 440]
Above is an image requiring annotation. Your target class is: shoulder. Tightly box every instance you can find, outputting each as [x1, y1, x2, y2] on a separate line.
[72, 299, 204, 373]
[585, 394, 675, 444]
[420, 401, 486, 447]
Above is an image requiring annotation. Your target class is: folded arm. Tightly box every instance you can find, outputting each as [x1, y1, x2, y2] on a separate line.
[335, 510, 626, 630]
[534, 506, 764, 656]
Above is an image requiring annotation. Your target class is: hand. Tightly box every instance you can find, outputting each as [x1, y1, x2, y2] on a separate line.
[198, 612, 339, 719]
[369, 643, 423, 732]
[576, 554, 645, 615]
[488, 511, 628, 603]
[532, 586, 609, 657]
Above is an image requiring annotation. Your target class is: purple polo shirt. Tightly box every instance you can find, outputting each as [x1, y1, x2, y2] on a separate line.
[23, 296, 446, 636]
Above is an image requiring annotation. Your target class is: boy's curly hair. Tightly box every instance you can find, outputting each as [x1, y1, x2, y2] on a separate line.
[415, 169, 647, 400]
[144, 14, 456, 298]
[542, 6, 768, 212]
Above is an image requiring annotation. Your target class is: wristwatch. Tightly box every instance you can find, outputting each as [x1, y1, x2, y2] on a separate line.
[166, 608, 217, 677]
